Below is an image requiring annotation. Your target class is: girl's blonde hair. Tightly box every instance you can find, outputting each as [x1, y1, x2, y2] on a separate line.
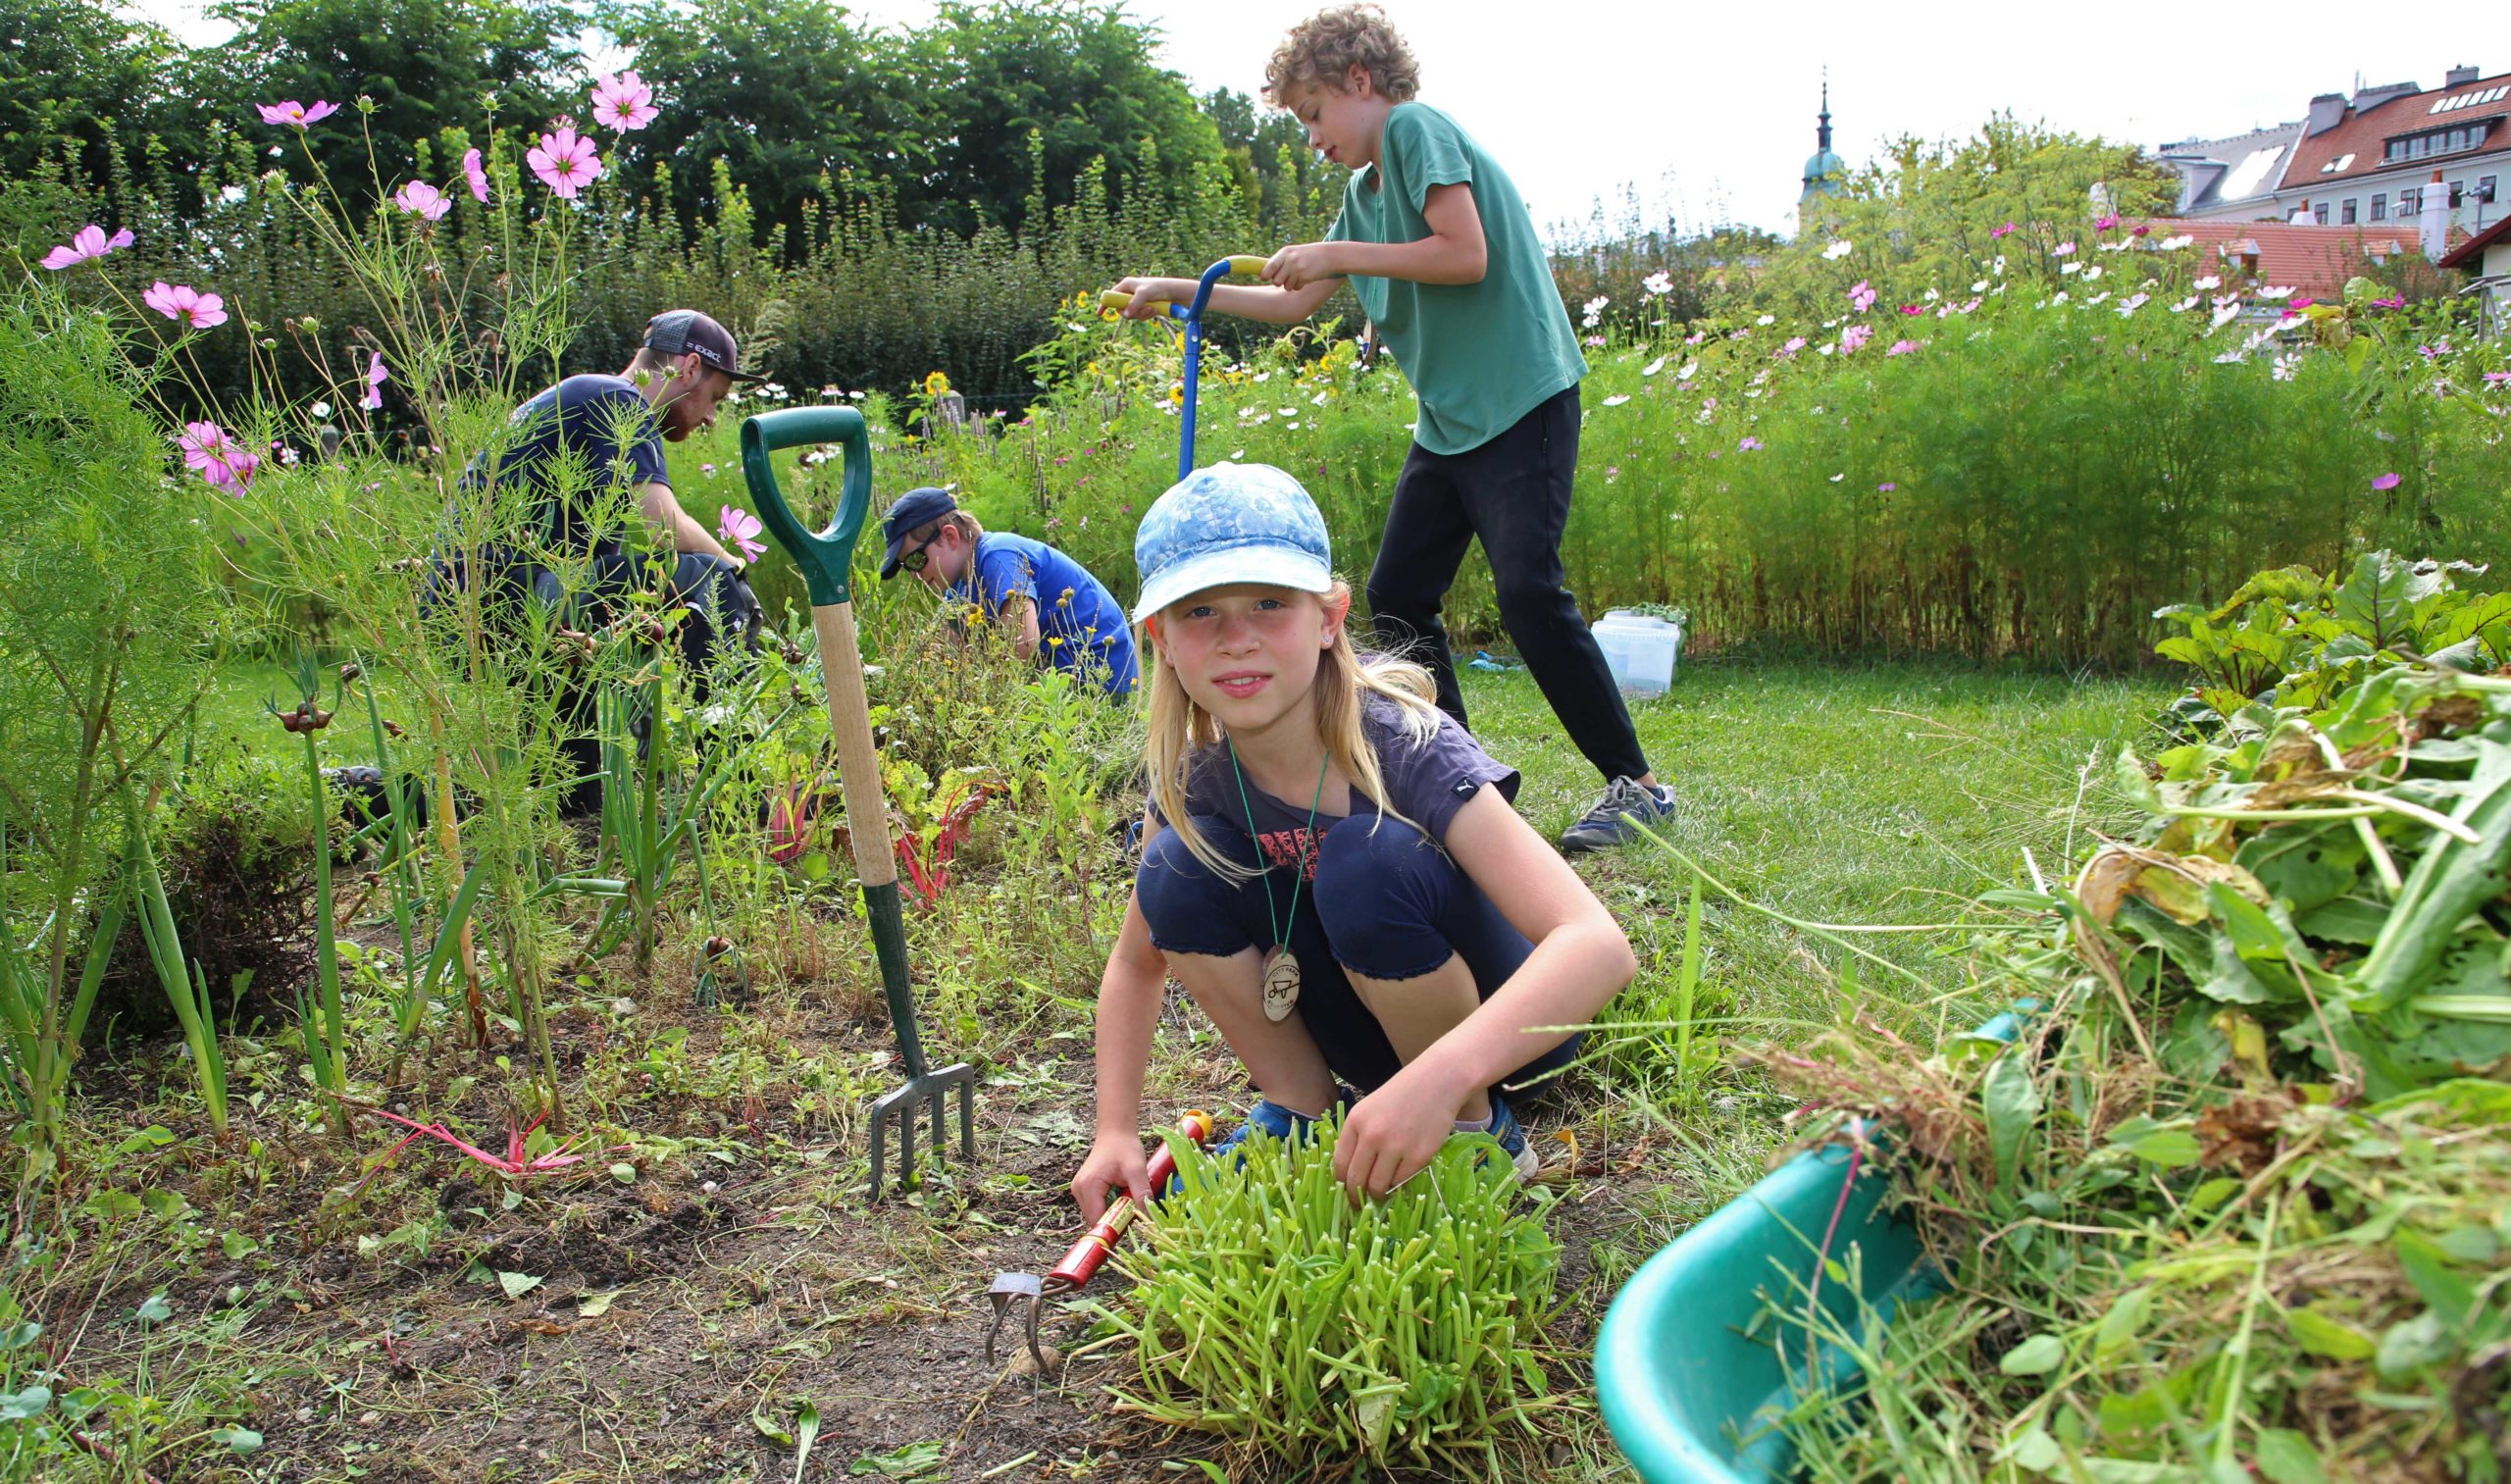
[1263, 4, 1421, 105]
[1142, 581, 1444, 880]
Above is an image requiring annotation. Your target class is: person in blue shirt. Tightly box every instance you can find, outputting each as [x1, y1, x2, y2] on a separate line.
[878, 487, 1138, 696]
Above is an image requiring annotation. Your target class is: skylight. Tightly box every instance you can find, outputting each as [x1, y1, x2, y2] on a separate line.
[2430, 84, 2510, 115]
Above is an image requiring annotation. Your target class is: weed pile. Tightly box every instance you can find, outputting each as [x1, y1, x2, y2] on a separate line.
[1093, 1116, 1564, 1473]
[1765, 553, 2511, 1481]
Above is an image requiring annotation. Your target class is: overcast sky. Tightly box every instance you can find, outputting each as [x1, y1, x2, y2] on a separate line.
[128, 0, 2491, 239]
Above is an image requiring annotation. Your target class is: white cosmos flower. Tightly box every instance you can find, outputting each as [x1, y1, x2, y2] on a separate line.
[1971, 280, 1988, 293]
[1603, 394, 1630, 406]
[1823, 239, 1855, 259]
[2159, 233, 2193, 250]
[1642, 355, 1667, 377]
[2083, 265, 2104, 281]
[2061, 261, 2081, 276]
[2173, 295, 2199, 313]
[2194, 275, 2221, 289]
[2257, 286, 2294, 300]
[2211, 305, 2242, 330]
[1756, 313, 1775, 326]
[1676, 362, 1699, 382]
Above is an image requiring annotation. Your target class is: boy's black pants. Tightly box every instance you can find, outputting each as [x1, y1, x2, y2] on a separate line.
[1363, 384, 1651, 786]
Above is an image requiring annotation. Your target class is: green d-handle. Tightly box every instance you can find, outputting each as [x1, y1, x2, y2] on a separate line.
[739, 406, 872, 606]
[736, 405, 928, 1078]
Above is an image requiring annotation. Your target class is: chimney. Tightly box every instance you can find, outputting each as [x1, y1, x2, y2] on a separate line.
[2307, 93, 2348, 134]
[2352, 80, 2423, 112]
[2445, 64, 2482, 87]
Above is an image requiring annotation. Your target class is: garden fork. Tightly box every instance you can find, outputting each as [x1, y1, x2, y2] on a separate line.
[986, 1108, 1213, 1372]
[741, 406, 976, 1202]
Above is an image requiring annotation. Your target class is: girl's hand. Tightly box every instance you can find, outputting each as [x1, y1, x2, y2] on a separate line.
[1262, 242, 1338, 291]
[1332, 1065, 1468, 1202]
[1071, 1131, 1153, 1225]
[1109, 277, 1188, 320]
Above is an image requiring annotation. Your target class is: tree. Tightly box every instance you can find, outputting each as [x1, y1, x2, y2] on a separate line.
[907, 0, 1228, 235]
[1202, 84, 1339, 244]
[197, 0, 585, 207]
[0, 0, 205, 201]
[596, 0, 932, 246]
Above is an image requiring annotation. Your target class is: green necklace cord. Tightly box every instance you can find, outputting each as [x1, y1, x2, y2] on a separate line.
[1226, 741, 1331, 948]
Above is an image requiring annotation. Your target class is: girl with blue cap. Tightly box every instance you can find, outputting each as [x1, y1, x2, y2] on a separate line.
[1070, 463, 1634, 1215]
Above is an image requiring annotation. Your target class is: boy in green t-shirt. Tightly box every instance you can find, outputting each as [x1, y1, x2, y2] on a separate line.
[1110, 3, 1672, 853]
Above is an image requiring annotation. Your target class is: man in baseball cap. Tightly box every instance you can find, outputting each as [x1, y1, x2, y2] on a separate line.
[429, 307, 768, 809]
[642, 308, 767, 390]
[879, 486, 1139, 696]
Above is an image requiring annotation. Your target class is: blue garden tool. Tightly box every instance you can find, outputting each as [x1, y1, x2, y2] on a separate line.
[1100, 255, 1268, 479]
[739, 405, 976, 1202]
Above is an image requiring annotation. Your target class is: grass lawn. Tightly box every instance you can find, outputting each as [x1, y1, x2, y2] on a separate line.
[31, 649, 2171, 1482]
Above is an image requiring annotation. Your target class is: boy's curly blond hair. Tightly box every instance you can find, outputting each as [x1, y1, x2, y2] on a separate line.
[1263, 5, 1420, 106]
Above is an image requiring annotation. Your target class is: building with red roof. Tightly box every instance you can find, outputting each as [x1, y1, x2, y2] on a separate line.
[2123, 220, 2418, 299]
[2160, 64, 2504, 255]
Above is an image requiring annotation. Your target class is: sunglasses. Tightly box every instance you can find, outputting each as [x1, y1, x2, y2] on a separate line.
[897, 535, 941, 574]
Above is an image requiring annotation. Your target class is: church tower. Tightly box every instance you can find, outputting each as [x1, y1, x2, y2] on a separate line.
[1800, 77, 1847, 212]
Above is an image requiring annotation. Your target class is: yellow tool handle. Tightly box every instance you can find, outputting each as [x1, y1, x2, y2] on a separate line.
[1099, 257, 1270, 316]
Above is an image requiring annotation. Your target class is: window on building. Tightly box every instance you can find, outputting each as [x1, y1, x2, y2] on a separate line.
[2386, 141, 2403, 161]
[2401, 186, 2423, 216]
[2371, 192, 2387, 220]
[2449, 180, 2465, 207]
[2341, 198, 2358, 224]
[2313, 202, 2330, 225]
[2482, 176, 2500, 204]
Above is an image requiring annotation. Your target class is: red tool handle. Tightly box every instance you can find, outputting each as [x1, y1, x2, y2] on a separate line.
[1046, 1109, 1214, 1292]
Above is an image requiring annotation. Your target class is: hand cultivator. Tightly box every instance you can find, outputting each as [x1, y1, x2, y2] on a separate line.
[742, 406, 977, 1201]
[986, 1109, 1213, 1372]
[1101, 255, 1267, 478]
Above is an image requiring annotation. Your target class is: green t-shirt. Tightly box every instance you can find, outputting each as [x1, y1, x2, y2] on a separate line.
[1325, 102, 1587, 455]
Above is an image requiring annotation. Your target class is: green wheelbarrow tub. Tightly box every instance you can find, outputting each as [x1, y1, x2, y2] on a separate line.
[1596, 1009, 2027, 1482]
[1594, 1141, 1925, 1483]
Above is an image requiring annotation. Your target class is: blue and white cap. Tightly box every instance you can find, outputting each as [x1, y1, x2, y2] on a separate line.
[1131, 463, 1332, 623]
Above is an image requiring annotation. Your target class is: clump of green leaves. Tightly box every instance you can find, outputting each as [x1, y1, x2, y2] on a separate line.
[1765, 556, 2511, 1479]
[1094, 1116, 1563, 1471]
[2154, 549, 2511, 725]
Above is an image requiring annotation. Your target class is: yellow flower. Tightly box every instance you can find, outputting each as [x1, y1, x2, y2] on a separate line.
[1168, 384, 1185, 406]
[923, 370, 951, 397]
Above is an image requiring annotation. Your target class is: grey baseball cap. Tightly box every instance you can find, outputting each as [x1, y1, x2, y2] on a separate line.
[1131, 463, 1333, 622]
[642, 309, 765, 384]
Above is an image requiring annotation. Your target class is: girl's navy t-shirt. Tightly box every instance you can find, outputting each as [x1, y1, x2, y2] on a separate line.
[1157, 692, 1518, 879]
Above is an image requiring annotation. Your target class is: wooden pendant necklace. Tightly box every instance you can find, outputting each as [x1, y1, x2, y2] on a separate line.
[1227, 741, 1330, 1023]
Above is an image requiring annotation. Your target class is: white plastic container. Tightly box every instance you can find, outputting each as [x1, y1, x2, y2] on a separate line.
[1593, 610, 1681, 698]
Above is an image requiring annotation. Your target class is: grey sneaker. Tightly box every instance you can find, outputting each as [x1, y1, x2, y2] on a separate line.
[1559, 776, 1676, 853]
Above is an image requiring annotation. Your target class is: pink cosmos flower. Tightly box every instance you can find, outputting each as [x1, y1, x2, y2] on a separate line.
[2374, 295, 2405, 310]
[2094, 213, 2121, 231]
[719, 505, 767, 563]
[1990, 222, 2016, 238]
[1887, 339, 1921, 356]
[2292, 296, 2315, 310]
[1841, 324, 1873, 354]
[142, 281, 227, 331]
[527, 125, 603, 199]
[2053, 241, 2076, 257]
[2132, 224, 2151, 236]
[361, 351, 389, 411]
[179, 421, 259, 492]
[590, 72, 658, 131]
[463, 147, 489, 202]
[1900, 304, 1922, 316]
[1778, 335, 1808, 357]
[393, 179, 450, 221]
[1737, 436, 1763, 452]
[2371, 472, 2402, 490]
[40, 224, 134, 270]
[1849, 280, 1875, 313]
[256, 99, 338, 128]
[2485, 371, 2511, 386]
[1877, 482, 1897, 492]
